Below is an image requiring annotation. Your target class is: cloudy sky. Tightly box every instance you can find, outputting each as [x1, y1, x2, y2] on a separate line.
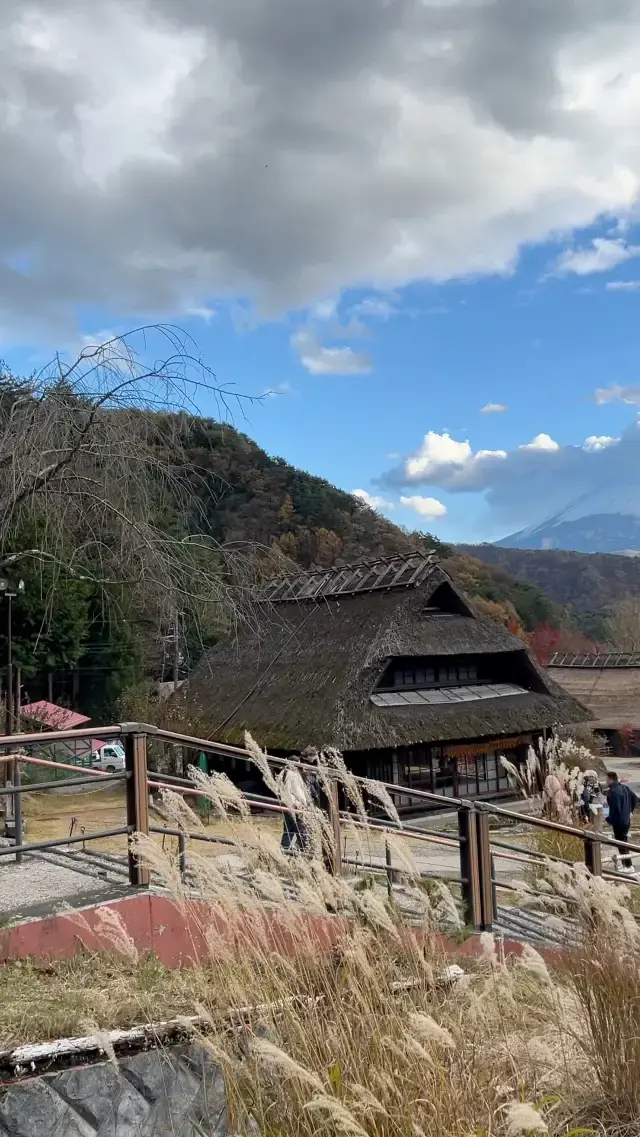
[4, 0, 640, 541]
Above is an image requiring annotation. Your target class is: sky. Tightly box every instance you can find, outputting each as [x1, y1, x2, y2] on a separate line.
[4, 0, 640, 543]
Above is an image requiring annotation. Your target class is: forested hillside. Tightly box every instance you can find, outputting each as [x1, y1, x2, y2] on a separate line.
[176, 417, 570, 639]
[179, 417, 423, 568]
[456, 544, 640, 632]
[3, 408, 582, 721]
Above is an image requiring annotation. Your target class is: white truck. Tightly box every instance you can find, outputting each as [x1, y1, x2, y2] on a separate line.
[90, 741, 126, 773]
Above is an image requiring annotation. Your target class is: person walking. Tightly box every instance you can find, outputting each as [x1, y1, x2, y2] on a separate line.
[606, 770, 638, 871]
[580, 772, 602, 826]
[278, 762, 310, 853]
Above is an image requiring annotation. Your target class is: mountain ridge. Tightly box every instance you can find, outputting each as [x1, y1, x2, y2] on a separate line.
[456, 541, 640, 626]
[498, 512, 640, 556]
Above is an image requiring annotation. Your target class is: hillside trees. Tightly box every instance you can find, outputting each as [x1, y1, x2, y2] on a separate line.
[446, 554, 563, 632]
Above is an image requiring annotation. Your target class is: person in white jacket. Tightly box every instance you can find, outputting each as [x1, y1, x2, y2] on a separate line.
[278, 763, 310, 852]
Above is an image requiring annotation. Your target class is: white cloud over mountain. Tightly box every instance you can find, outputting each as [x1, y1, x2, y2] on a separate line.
[401, 431, 507, 488]
[4, 0, 640, 337]
[380, 422, 640, 529]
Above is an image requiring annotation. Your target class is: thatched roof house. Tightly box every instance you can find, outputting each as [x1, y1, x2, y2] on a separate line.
[547, 652, 640, 732]
[191, 553, 589, 807]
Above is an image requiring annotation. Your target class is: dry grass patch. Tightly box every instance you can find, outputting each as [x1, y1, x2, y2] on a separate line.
[0, 953, 207, 1048]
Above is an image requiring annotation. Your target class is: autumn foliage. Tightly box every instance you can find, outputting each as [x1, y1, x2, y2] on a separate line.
[526, 623, 603, 665]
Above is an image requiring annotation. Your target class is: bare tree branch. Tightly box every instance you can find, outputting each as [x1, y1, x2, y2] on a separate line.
[0, 326, 279, 643]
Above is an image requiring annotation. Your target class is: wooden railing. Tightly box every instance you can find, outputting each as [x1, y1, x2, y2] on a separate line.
[0, 721, 639, 933]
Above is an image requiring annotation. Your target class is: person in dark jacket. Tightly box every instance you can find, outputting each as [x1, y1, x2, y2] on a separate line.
[606, 771, 638, 870]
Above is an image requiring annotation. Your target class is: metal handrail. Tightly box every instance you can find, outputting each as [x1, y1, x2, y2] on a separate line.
[0, 725, 122, 747]
[0, 771, 126, 796]
[0, 826, 130, 858]
[0, 753, 116, 779]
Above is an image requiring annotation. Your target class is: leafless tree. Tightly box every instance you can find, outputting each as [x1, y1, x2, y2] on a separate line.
[0, 326, 276, 639]
[607, 598, 640, 653]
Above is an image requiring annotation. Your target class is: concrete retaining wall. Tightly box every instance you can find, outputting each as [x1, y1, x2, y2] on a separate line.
[0, 1042, 228, 1136]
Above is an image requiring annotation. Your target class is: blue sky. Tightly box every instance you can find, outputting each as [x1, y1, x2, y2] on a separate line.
[3, 0, 640, 544]
[8, 220, 640, 544]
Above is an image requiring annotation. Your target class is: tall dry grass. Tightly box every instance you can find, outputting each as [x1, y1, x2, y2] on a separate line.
[24, 733, 640, 1136]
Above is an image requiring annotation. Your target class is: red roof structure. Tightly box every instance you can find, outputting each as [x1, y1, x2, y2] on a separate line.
[20, 701, 91, 731]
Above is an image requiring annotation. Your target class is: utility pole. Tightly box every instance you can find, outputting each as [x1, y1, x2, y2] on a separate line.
[15, 665, 21, 735]
[0, 579, 24, 848]
[1, 581, 25, 735]
[173, 610, 180, 692]
[4, 588, 13, 735]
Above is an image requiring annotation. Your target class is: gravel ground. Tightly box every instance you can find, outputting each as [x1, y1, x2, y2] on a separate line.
[0, 848, 122, 917]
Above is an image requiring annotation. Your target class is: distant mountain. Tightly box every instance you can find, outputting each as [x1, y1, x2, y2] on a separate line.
[498, 513, 640, 556]
[456, 543, 640, 626]
[498, 485, 640, 555]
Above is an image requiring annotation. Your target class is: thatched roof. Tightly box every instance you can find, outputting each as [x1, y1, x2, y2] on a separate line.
[190, 560, 589, 751]
[547, 658, 640, 729]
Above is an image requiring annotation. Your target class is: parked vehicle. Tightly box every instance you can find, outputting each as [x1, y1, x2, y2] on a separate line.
[90, 742, 126, 773]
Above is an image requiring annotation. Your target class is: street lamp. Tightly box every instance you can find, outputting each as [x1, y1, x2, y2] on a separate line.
[0, 578, 25, 735]
[0, 578, 24, 854]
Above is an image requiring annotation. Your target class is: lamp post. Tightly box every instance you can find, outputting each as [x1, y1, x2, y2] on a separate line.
[0, 578, 24, 735]
[0, 578, 25, 857]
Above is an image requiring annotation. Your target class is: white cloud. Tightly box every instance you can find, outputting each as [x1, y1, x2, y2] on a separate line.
[312, 298, 339, 321]
[350, 296, 397, 321]
[399, 430, 507, 489]
[185, 305, 216, 322]
[400, 495, 447, 520]
[595, 384, 640, 406]
[405, 432, 472, 480]
[79, 329, 118, 351]
[606, 279, 640, 291]
[518, 433, 559, 452]
[291, 329, 371, 375]
[480, 402, 508, 414]
[555, 238, 640, 276]
[5, 2, 640, 336]
[353, 489, 394, 512]
[583, 434, 619, 450]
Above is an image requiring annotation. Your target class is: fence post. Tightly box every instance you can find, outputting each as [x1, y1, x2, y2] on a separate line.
[458, 805, 482, 930]
[124, 730, 150, 887]
[13, 758, 22, 865]
[178, 832, 187, 882]
[327, 778, 342, 876]
[475, 807, 495, 931]
[385, 840, 393, 901]
[584, 834, 603, 877]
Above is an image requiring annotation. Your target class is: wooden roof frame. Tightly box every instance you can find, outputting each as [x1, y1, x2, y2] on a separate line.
[261, 550, 437, 604]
